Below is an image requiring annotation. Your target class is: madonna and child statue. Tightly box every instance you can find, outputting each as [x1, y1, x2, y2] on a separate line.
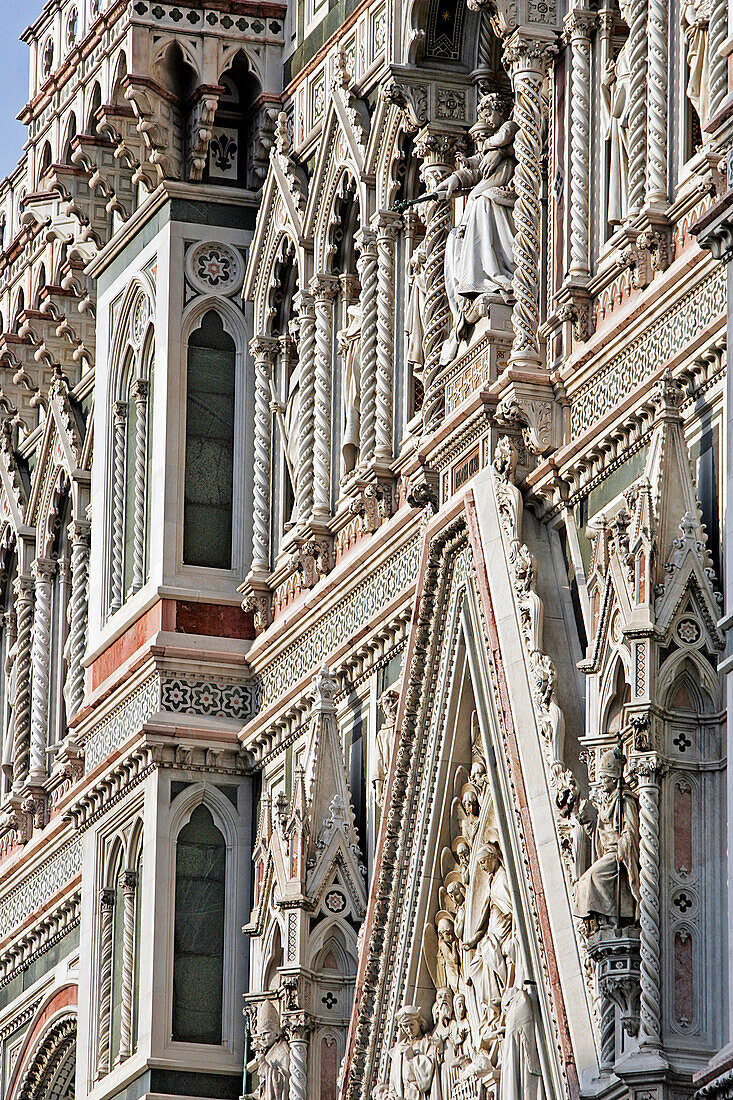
[434, 92, 518, 363]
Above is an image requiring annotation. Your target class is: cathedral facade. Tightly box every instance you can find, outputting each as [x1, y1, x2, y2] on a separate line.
[0, 1, 729, 1100]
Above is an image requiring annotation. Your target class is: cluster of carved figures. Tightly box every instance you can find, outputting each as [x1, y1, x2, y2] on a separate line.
[384, 738, 546, 1100]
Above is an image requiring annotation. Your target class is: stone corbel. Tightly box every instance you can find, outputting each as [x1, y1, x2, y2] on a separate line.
[556, 292, 591, 344]
[289, 536, 332, 589]
[691, 186, 733, 261]
[241, 580, 272, 634]
[588, 926, 642, 1041]
[349, 476, 395, 534]
[494, 375, 561, 455]
[383, 79, 429, 134]
[187, 86, 223, 181]
[405, 461, 439, 513]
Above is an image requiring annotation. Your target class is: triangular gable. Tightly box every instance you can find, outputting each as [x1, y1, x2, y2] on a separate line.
[343, 474, 596, 1100]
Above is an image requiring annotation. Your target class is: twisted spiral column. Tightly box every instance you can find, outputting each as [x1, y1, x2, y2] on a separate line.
[505, 38, 553, 369]
[636, 760, 663, 1047]
[2, 609, 16, 779]
[288, 1032, 309, 1100]
[709, 0, 728, 119]
[374, 212, 400, 462]
[65, 519, 90, 719]
[356, 228, 378, 467]
[97, 887, 116, 1078]
[250, 337, 278, 576]
[565, 13, 594, 278]
[646, 0, 668, 207]
[130, 378, 149, 594]
[119, 869, 138, 1061]
[110, 401, 128, 613]
[415, 131, 457, 437]
[600, 996, 616, 1070]
[295, 292, 316, 524]
[310, 275, 338, 520]
[12, 575, 34, 793]
[626, 0, 648, 217]
[29, 558, 54, 782]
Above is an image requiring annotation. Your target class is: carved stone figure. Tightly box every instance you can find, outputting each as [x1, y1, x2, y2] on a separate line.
[247, 1000, 290, 1100]
[387, 1006, 441, 1100]
[682, 0, 711, 123]
[338, 303, 362, 475]
[434, 93, 518, 361]
[373, 686, 399, 807]
[573, 747, 640, 924]
[436, 912, 462, 993]
[601, 7, 631, 225]
[283, 356, 300, 508]
[453, 782, 481, 846]
[405, 241, 427, 378]
[499, 984, 546, 1100]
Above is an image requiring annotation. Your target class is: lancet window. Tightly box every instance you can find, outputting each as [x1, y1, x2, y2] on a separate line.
[205, 51, 262, 188]
[172, 803, 227, 1044]
[96, 827, 143, 1077]
[108, 295, 154, 616]
[0, 540, 17, 797]
[267, 239, 300, 558]
[183, 310, 236, 570]
[331, 178, 361, 491]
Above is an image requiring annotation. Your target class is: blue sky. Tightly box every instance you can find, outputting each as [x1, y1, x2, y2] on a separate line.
[0, 10, 39, 182]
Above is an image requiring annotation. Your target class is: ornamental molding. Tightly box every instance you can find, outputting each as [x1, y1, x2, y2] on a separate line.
[247, 531, 422, 714]
[0, 889, 80, 989]
[565, 263, 725, 439]
[0, 838, 82, 946]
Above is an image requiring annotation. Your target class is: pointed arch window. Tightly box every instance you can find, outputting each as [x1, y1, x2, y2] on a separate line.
[172, 804, 226, 1044]
[183, 311, 236, 570]
[109, 301, 154, 615]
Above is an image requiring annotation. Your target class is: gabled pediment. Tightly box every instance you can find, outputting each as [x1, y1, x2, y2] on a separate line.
[343, 476, 597, 1100]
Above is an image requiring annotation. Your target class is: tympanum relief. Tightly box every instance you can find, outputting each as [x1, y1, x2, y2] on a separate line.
[384, 733, 546, 1100]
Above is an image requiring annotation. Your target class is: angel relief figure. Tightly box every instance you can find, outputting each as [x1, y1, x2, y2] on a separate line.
[451, 768, 481, 847]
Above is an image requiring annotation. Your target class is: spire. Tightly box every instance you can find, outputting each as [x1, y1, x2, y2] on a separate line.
[304, 664, 364, 883]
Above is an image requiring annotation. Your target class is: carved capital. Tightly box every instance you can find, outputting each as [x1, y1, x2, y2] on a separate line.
[100, 887, 116, 911]
[31, 557, 56, 584]
[68, 518, 91, 548]
[130, 377, 149, 403]
[112, 400, 128, 429]
[563, 9, 596, 43]
[503, 34, 558, 76]
[309, 274, 339, 302]
[241, 587, 272, 633]
[495, 385, 560, 455]
[249, 335, 278, 366]
[120, 869, 138, 895]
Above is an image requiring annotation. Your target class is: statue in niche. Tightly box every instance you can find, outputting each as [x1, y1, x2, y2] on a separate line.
[373, 686, 400, 808]
[247, 999, 290, 1100]
[601, 5, 631, 225]
[434, 92, 518, 363]
[269, 324, 300, 525]
[573, 747, 640, 926]
[682, 0, 711, 124]
[386, 1006, 441, 1100]
[406, 240, 427, 381]
[338, 303, 362, 475]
